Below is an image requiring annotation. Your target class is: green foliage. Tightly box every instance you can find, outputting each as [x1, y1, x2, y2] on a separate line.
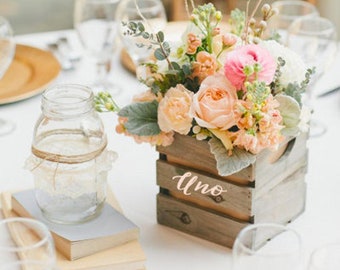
[118, 100, 161, 136]
[209, 136, 256, 176]
[283, 68, 315, 106]
[190, 3, 222, 53]
[245, 81, 270, 105]
[94, 92, 120, 113]
[122, 21, 170, 63]
[229, 9, 245, 36]
[271, 58, 315, 107]
[147, 62, 200, 95]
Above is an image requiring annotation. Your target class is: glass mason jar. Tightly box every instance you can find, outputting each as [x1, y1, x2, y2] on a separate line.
[26, 84, 116, 224]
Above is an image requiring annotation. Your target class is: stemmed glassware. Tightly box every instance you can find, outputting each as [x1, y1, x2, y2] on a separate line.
[268, 0, 319, 45]
[286, 16, 338, 137]
[116, 0, 167, 69]
[0, 16, 16, 136]
[0, 217, 57, 269]
[232, 223, 303, 270]
[308, 242, 340, 270]
[74, 0, 122, 95]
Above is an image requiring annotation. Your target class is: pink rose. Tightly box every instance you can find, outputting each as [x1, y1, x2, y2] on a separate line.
[224, 44, 276, 89]
[191, 73, 238, 130]
[158, 84, 193, 135]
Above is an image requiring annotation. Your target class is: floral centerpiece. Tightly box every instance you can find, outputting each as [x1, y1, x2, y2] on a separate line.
[95, 0, 312, 176]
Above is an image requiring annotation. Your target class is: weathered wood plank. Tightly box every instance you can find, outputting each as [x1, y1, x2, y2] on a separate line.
[157, 134, 253, 184]
[254, 166, 307, 223]
[156, 132, 308, 247]
[157, 160, 307, 222]
[156, 132, 308, 188]
[157, 193, 248, 248]
[156, 159, 253, 220]
[254, 132, 308, 190]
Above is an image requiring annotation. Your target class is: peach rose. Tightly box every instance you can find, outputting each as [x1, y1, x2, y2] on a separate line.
[158, 84, 194, 135]
[191, 73, 238, 130]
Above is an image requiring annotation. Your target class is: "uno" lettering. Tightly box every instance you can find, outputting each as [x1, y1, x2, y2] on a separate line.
[172, 172, 227, 196]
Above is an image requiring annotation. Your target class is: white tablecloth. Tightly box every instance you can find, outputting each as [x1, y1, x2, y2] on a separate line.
[1, 30, 340, 270]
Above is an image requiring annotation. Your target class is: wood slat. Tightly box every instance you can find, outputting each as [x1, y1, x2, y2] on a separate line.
[157, 159, 253, 220]
[157, 132, 308, 188]
[157, 193, 248, 248]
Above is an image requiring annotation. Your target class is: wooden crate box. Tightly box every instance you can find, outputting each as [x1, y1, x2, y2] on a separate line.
[156, 132, 308, 248]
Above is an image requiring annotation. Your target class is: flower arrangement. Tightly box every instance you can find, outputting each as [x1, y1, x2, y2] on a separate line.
[95, 0, 313, 176]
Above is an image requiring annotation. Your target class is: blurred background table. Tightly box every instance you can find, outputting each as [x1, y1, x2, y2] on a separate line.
[0, 28, 340, 270]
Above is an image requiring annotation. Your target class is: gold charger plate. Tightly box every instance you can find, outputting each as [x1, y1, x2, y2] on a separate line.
[0, 44, 61, 105]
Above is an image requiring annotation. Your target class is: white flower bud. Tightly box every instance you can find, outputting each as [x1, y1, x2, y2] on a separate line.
[261, 4, 271, 14]
[271, 8, 279, 16]
[259, 20, 267, 30]
[196, 133, 207, 140]
[192, 125, 201, 134]
[249, 18, 256, 26]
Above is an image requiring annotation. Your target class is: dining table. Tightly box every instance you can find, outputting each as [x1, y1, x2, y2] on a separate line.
[0, 28, 340, 270]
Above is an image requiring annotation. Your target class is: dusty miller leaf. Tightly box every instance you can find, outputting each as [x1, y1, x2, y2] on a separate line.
[209, 137, 256, 176]
[118, 100, 161, 136]
[276, 94, 301, 137]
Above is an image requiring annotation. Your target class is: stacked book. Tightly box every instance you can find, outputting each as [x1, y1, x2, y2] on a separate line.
[1, 190, 145, 270]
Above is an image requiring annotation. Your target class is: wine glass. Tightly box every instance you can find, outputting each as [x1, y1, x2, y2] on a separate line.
[74, 0, 122, 95]
[268, 0, 319, 45]
[308, 242, 340, 270]
[0, 16, 16, 136]
[116, 0, 167, 69]
[286, 16, 338, 137]
[232, 223, 303, 270]
[0, 218, 57, 268]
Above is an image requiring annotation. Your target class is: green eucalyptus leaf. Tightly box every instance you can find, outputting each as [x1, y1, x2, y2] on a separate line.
[142, 32, 150, 39]
[163, 41, 170, 50]
[137, 22, 145, 31]
[171, 62, 181, 70]
[118, 100, 161, 136]
[157, 31, 164, 42]
[183, 64, 191, 76]
[128, 21, 137, 31]
[209, 137, 256, 176]
[154, 48, 166, 60]
[276, 94, 301, 137]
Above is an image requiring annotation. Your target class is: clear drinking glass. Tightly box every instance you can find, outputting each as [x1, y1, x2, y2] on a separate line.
[116, 0, 167, 68]
[74, 0, 122, 95]
[0, 218, 57, 268]
[232, 223, 303, 270]
[268, 0, 319, 45]
[0, 16, 16, 136]
[308, 242, 340, 270]
[286, 16, 338, 137]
